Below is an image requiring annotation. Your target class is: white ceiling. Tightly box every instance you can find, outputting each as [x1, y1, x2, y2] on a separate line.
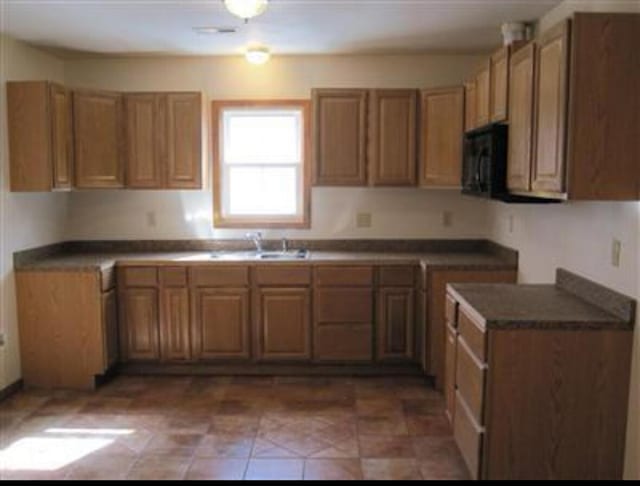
[1, 0, 561, 57]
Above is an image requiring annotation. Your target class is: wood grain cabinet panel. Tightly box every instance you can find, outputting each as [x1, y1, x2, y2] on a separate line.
[7, 81, 73, 191]
[312, 89, 368, 186]
[73, 90, 124, 188]
[255, 288, 311, 361]
[369, 89, 418, 186]
[102, 288, 119, 369]
[160, 287, 191, 361]
[376, 287, 415, 361]
[464, 80, 477, 132]
[419, 87, 464, 188]
[532, 20, 570, 195]
[444, 323, 457, 424]
[191, 288, 250, 360]
[120, 288, 160, 361]
[166, 93, 202, 188]
[475, 62, 491, 127]
[489, 47, 510, 122]
[507, 42, 536, 192]
[125, 94, 164, 188]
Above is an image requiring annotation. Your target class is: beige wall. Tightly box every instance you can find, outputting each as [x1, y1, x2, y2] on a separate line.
[486, 0, 640, 478]
[63, 53, 490, 241]
[0, 35, 69, 389]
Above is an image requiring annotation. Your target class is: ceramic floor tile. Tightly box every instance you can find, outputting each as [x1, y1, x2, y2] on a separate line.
[303, 458, 363, 480]
[406, 414, 452, 436]
[126, 454, 192, 480]
[361, 458, 422, 480]
[244, 458, 304, 480]
[186, 458, 248, 480]
[142, 432, 203, 455]
[66, 452, 138, 480]
[357, 415, 409, 436]
[359, 435, 416, 458]
[195, 434, 255, 458]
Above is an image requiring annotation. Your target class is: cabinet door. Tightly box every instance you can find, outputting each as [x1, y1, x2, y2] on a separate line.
[464, 80, 477, 132]
[255, 288, 311, 361]
[49, 84, 73, 189]
[475, 62, 491, 127]
[419, 87, 464, 188]
[120, 288, 160, 361]
[166, 93, 202, 189]
[102, 288, 119, 369]
[445, 323, 457, 425]
[73, 90, 124, 188]
[376, 287, 415, 361]
[160, 287, 191, 361]
[312, 89, 368, 186]
[369, 89, 418, 186]
[191, 288, 250, 360]
[490, 47, 509, 122]
[532, 20, 570, 194]
[125, 94, 163, 188]
[507, 42, 536, 192]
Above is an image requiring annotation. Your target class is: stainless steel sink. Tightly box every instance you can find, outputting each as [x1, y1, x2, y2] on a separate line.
[207, 249, 309, 260]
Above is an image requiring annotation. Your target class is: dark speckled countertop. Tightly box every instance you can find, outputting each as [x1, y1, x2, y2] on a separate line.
[13, 239, 518, 273]
[448, 269, 635, 331]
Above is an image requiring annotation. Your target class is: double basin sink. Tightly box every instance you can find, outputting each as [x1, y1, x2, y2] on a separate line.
[207, 249, 310, 261]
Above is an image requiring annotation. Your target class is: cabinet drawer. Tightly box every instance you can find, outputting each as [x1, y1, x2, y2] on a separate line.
[445, 293, 458, 326]
[314, 288, 373, 323]
[314, 323, 372, 362]
[456, 336, 486, 425]
[254, 265, 311, 286]
[458, 306, 486, 362]
[314, 266, 373, 286]
[454, 391, 484, 480]
[101, 266, 116, 291]
[378, 266, 415, 286]
[121, 267, 158, 287]
[189, 266, 249, 287]
[160, 267, 188, 287]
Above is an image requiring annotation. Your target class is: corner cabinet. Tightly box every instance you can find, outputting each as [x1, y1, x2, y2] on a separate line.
[419, 87, 464, 188]
[312, 89, 368, 186]
[73, 90, 125, 189]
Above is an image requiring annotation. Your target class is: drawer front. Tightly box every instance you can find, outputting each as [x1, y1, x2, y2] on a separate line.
[445, 293, 458, 326]
[121, 267, 158, 287]
[254, 265, 311, 286]
[160, 267, 188, 287]
[101, 265, 116, 291]
[315, 266, 373, 286]
[314, 323, 372, 362]
[378, 266, 415, 286]
[454, 391, 483, 480]
[456, 336, 486, 425]
[458, 307, 486, 362]
[314, 288, 373, 323]
[189, 266, 249, 287]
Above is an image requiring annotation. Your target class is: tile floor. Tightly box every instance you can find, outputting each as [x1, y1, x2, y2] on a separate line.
[0, 376, 469, 480]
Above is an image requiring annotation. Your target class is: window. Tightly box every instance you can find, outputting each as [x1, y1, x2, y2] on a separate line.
[212, 100, 310, 228]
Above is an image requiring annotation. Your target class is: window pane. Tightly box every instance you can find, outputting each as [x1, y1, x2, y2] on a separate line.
[224, 110, 301, 165]
[228, 166, 298, 216]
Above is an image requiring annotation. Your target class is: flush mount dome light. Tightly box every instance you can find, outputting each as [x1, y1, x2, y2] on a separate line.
[224, 0, 269, 20]
[245, 46, 271, 65]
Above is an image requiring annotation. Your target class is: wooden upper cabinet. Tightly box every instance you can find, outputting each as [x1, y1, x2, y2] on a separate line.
[312, 89, 368, 186]
[475, 62, 491, 127]
[464, 80, 477, 132]
[7, 81, 73, 191]
[73, 90, 124, 189]
[489, 47, 510, 122]
[255, 288, 311, 361]
[166, 93, 202, 189]
[419, 87, 464, 188]
[125, 94, 163, 188]
[531, 20, 570, 195]
[507, 42, 536, 192]
[369, 89, 418, 186]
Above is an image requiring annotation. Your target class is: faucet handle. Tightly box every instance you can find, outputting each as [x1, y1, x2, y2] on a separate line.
[245, 231, 262, 240]
[281, 238, 288, 252]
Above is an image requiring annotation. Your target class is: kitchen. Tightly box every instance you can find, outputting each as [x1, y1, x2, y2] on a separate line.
[0, 0, 639, 481]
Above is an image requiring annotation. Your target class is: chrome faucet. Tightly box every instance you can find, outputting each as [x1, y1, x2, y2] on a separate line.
[246, 232, 263, 253]
[281, 238, 289, 252]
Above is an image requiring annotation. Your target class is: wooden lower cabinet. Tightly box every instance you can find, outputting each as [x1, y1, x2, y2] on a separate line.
[160, 287, 190, 360]
[444, 323, 457, 423]
[376, 287, 415, 361]
[120, 288, 160, 361]
[191, 288, 250, 360]
[102, 288, 119, 369]
[255, 288, 311, 361]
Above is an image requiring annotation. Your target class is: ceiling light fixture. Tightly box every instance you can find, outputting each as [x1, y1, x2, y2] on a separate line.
[245, 46, 271, 65]
[224, 0, 269, 21]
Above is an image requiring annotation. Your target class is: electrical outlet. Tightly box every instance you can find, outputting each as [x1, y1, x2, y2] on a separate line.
[442, 211, 453, 228]
[507, 214, 514, 234]
[611, 239, 621, 267]
[356, 212, 372, 228]
[146, 211, 157, 228]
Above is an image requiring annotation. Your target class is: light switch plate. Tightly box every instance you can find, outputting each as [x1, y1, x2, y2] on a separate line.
[611, 239, 621, 267]
[0, 333, 5, 347]
[356, 212, 372, 228]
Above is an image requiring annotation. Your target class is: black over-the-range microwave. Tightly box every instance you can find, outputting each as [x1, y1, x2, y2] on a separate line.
[461, 123, 551, 203]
